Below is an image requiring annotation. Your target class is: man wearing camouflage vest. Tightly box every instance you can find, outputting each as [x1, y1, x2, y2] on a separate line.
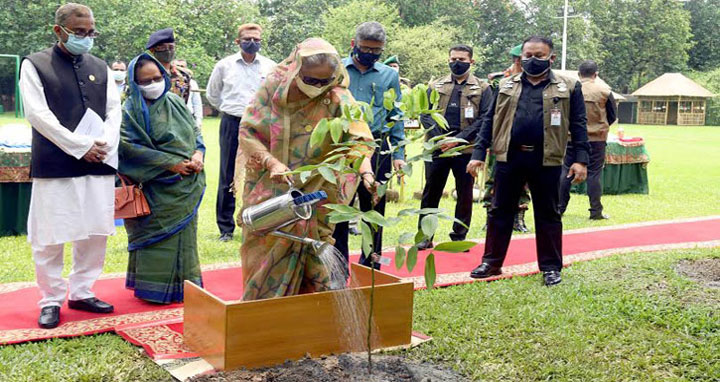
[558, 60, 617, 219]
[416, 44, 494, 250]
[466, 36, 589, 286]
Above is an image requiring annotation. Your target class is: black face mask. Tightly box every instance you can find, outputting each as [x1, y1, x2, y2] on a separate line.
[522, 57, 552, 77]
[154, 49, 175, 64]
[449, 61, 471, 77]
[353, 46, 381, 67]
[241, 41, 261, 55]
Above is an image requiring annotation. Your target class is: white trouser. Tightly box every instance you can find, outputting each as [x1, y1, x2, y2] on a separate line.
[32, 235, 107, 308]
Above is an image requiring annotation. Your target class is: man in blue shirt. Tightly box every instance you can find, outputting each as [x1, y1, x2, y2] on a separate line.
[332, 21, 406, 270]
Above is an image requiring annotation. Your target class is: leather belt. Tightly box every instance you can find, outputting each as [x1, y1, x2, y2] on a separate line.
[518, 145, 535, 152]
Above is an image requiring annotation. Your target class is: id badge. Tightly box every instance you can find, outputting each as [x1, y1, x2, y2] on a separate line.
[550, 108, 562, 127]
[464, 106, 474, 119]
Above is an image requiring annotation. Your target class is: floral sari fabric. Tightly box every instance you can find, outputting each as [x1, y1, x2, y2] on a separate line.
[237, 38, 372, 300]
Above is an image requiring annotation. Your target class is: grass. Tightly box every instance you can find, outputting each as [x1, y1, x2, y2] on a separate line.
[406, 247, 720, 381]
[1, 247, 718, 381]
[1, 113, 719, 283]
[1, 113, 719, 380]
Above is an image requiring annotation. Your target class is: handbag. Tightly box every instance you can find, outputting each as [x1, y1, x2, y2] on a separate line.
[114, 174, 151, 219]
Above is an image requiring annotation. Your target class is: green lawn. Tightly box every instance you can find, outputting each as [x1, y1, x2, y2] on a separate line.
[1, 113, 719, 283]
[1, 114, 719, 381]
[1, 247, 718, 381]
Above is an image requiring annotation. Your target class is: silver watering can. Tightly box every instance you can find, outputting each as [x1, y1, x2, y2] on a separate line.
[241, 189, 327, 233]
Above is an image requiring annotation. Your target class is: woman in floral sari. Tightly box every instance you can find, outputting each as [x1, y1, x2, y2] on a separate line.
[237, 38, 374, 301]
[119, 53, 206, 304]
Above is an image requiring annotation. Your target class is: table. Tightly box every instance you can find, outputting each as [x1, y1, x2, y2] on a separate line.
[0, 124, 32, 236]
[572, 137, 650, 195]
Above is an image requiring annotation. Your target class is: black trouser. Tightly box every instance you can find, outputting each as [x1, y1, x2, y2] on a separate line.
[216, 114, 240, 235]
[418, 153, 474, 241]
[332, 142, 392, 270]
[483, 148, 563, 272]
[559, 141, 606, 216]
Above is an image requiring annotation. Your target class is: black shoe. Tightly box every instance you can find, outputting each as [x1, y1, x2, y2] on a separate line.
[417, 239, 434, 250]
[38, 306, 60, 329]
[68, 297, 114, 313]
[513, 210, 530, 233]
[470, 263, 502, 279]
[543, 271, 562, 286]
[219, 232, 234, 242]
[589, 213, 610, 220]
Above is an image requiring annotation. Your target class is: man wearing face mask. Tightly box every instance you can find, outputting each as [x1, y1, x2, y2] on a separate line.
[206, 23, 276, 242]
[146, 28, 192, 104]
[415, 44, 493, 250]
[331, 21, 406, 270]
[110, 60, 127, 97]
[466, 36, 589, 286]
[383, 55, 411, 88]
[20, 3, 121, 328]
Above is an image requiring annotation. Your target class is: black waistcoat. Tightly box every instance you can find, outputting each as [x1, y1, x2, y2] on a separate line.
[24, 45, 115, 178]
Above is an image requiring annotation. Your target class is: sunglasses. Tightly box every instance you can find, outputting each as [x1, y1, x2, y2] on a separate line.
[302, 75, 335, 87]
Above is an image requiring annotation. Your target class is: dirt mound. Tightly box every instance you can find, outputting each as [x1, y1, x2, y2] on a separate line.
[189, 354, 466, 382]
[675, 258, 720, 288]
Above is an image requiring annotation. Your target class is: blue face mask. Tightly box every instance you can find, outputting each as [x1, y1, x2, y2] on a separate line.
[353, 46, 381, 67]
[241, 41, 261, 55]
[62, 31, 94, 55]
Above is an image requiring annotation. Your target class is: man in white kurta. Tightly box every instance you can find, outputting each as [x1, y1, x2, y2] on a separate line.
[20, 3, 119, 329]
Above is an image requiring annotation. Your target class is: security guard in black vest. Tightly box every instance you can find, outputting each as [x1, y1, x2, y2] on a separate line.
[416, 44, 494, 249]
[466, 36, 589, 286]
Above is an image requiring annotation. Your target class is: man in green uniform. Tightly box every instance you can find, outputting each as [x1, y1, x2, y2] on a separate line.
[383, 55, 411, 88]
[481, 44, 531, 233]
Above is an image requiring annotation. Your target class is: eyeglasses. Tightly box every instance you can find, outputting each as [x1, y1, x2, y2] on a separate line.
[302, 75, 335, 87]
[241, 38, 262, 43]
[136, 76, 164, 86]
[60, 25, 100, 39]
[357, 45, 384, 55]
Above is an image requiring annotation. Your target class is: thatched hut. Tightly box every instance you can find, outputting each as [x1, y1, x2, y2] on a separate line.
[631, 73, 714, 126]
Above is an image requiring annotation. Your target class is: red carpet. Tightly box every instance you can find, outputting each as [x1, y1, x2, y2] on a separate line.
[1, 217, 719, 345]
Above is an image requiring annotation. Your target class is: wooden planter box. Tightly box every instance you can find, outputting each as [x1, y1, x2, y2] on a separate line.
[183, 263, 414, 370]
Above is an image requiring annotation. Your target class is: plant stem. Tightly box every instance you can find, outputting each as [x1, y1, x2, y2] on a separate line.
[367, 257, 375, 375]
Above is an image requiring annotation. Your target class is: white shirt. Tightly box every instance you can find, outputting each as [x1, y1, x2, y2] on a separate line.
[20, 59, 121, 246]
[206, 52, 276, 117]
[186, 79, 203, 129]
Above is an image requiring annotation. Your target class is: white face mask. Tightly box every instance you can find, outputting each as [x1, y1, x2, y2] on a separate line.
[112, 70, 126, 83]
[295, 76, 331, 99]
[138, 80, 165, 100]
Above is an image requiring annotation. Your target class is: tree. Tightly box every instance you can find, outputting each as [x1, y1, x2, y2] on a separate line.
[686, 0, 720, 71]
[386, 22, 466, 86]
[468, 0, 529, 76]
[321, 0, 402, 55]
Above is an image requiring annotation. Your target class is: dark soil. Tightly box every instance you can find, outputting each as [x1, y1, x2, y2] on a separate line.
[675, 258, 720, 288]
[189, 354, 466, 382]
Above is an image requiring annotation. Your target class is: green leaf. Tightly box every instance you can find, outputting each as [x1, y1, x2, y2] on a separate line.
[318, 166, 336, 184]
[330, 119, 343, 143]
[362, 210, 389, 227]
[414, 230, 427, 244]
[430, 88, 440, 105]
[300, 171, 311, 183]
[395, 246, 406, 270]
[434, 241, 477, 253]
[398, 232, 415, 244]
[376, 182, 387, 198]
[328, 212, 357, 224]
[383, 88, 396, 111]
[421, 215, 439, 238]
[406, 246, 418, 272]
[360, 220, 373, 256]
[424, 253, 436, 289]
[431, 112, 448, 130]
[310, 119, 329, 148]
[353, 157, 364, 171]
[324, 204, 361, 214]
[401, 163, 413, 177]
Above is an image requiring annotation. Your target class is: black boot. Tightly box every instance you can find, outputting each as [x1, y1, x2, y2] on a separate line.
[513, 209, 530, 233]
